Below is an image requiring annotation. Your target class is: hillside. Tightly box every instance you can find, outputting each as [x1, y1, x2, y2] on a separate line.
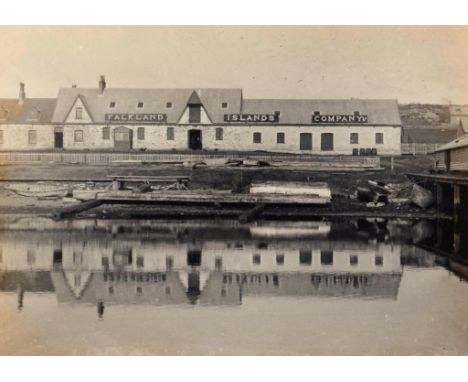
[398, 104, 451, 127]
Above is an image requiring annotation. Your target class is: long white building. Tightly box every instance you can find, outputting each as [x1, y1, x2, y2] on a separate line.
[0, 76, 402, 155]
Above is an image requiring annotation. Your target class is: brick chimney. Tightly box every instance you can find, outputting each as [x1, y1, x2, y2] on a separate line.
[98, 75, 106, 94]
[19, 82, 26, 104]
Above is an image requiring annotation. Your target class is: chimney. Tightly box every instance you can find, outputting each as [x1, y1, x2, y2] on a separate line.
[98, 75, 106, 94]
[19, 82, 26, 104]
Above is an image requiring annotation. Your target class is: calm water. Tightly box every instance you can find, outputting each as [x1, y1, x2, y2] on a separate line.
[0, 217, 467, 355]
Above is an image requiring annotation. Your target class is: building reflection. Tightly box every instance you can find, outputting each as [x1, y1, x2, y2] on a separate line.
[0, 217, 463, 313]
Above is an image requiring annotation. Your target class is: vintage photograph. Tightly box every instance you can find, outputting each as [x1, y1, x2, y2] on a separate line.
[0, 25, 467, 356]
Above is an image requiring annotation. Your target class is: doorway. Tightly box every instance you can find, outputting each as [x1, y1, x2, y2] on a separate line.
[321, 133, 334, 151]
[54, 132, 63, 149]
[188, 129, 202, 150]
[299, 133, 312, 150]
[54, 127, 63, 149]
[114, 126, 133, 150]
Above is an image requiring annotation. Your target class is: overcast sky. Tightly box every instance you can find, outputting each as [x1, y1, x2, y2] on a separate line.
[0, 25, 467, 104]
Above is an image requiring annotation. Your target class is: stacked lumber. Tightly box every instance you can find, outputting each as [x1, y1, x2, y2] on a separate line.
[249, 181, 331, 200]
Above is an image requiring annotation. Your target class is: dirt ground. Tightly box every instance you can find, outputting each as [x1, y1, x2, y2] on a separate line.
[0, 155, 438, 219]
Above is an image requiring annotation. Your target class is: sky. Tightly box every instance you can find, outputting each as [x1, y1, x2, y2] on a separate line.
[0, 25, 467, 104]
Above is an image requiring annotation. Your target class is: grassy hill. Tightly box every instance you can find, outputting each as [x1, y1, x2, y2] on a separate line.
[399, 104, 451, 127]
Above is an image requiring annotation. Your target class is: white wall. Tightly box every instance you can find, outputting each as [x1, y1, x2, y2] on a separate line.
[0, 123, 402, 155]
[0, 124, 55, 150]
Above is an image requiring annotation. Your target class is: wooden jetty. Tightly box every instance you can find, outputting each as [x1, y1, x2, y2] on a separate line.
[72, 189, 331, 205]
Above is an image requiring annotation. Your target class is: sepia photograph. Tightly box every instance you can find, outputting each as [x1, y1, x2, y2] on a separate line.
[0, 14, 467, 362]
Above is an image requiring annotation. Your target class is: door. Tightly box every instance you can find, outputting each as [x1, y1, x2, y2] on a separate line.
[114, 126, 133, 150]
[299, 133, 312, 150]
[188, 129, 202, 150]
[321, 133, 334, 151]
[54, 132, 63, 149]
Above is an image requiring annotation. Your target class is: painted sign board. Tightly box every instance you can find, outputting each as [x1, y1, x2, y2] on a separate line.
[105, 114, 167, 123]
[312, 112, 368, 124]
[224, 114, 279, 123]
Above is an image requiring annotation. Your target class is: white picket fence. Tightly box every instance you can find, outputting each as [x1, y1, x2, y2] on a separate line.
[401, 143, 444, 155]
[0, 151, 381, 168]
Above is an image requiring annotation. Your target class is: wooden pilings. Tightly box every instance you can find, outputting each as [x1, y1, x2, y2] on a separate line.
[52, 199, 104, 219]
[239, 203, 267, 224]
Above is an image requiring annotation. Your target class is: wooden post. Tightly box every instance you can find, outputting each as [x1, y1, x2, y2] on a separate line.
[52, 199, 104, 219]
[453, 184, 461, 253]
[112, 179, 123, 190]
[436, 183, 444, 212]
[390, 156, 394, 172]
[239, 203, 266, 224]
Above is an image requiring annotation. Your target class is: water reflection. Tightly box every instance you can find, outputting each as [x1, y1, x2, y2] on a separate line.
[1, 217, 466, 317]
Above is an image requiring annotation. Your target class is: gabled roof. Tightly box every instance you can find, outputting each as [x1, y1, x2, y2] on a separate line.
[435, 133, 468, 152]
[52, 88, 243, 124]
[0, 98, 56, 124]
[241, 98, 402, 125]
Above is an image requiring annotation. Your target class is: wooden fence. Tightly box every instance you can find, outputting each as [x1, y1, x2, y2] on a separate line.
[401, 143, 444, 155]
[0, 151, 381, 168]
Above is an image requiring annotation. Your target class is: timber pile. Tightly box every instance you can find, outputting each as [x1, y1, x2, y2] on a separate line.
[249, 181, 331, 200]
[72, 189, 330, 205]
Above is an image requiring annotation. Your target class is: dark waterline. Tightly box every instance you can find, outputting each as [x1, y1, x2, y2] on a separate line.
[0, 217, 467, 355]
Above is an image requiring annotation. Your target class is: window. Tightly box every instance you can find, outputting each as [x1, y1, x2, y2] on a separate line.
[276, 254, 285, 265]
[350, 133, 359, 144]
[350, 255, 359, 266]
[375, 256, 383, 266]
[253, 132, 262, 144]
[166, 102, 173, 109]
[102, 126, 110, 140]
[215, 257, 222, 270]
[137, 102, 144, 108]
[27, 250, 36, 265]
[375, 133, 384, 144]
[136, 256, 144, 268]
[28, 130, 37, 145]
[74, 130, 84, 142]
[277, 132, 285, 144]
[0, 130, 3, 144]
[108, 286, 114, 295]
[189, 105, 201, 123]
[320, 250, 333, 265]
[137, 127, 145, 140]
[101, 257, 109, 267]
[75, 107, 83, 120]
[252, 254, 261, 265]
[215, 127, 223, 141]
[167, 127, 174, 140]
[136, 287, 143, 295]
[221, 102, 228, 109]
[109, 101, 116, 108]
[299, 250, 312, 265]
[74, 274, 81, 287]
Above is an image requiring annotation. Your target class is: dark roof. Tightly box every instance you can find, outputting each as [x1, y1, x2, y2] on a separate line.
[52, 87, 401, 125]
[52, 88, 243, 124]
[0, 98, 57, 124]
[0, 271, 54, 292]
[402, 128, 457, 144]
[435, 133, 468, 152]
[242, 98, 401, 125]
